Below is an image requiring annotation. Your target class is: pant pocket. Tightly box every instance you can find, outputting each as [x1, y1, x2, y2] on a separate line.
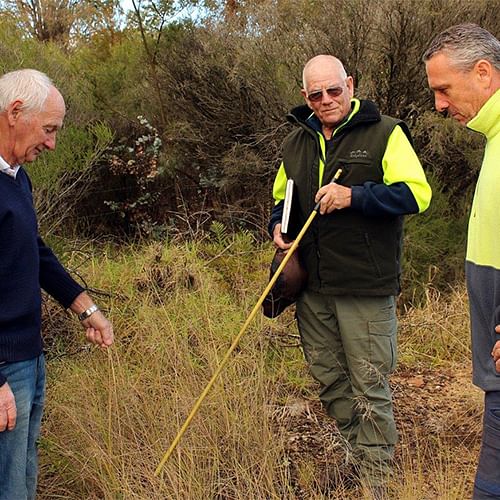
[483, 422, 500, 449]
[490, 408, 500, 425]
[368, 318, 397, 375]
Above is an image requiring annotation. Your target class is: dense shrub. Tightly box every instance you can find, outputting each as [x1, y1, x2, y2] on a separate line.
[0, 0, 499, 298]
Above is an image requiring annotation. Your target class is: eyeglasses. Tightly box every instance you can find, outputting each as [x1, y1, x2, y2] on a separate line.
[307, 86, 344, 102]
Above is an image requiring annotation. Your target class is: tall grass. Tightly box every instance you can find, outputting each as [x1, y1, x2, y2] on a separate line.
[38, 238, 481, 499]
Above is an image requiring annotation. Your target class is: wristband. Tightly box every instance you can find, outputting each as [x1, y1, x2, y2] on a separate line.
[78, 304, 99, 322]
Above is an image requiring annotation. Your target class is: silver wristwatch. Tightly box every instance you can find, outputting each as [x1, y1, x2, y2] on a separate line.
[78, 304, 99, 322]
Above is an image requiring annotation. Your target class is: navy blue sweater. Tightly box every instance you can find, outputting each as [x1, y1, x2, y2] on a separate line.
[0, 168, 84, 386]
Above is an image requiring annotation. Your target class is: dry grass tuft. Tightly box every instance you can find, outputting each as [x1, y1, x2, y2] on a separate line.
[398, 286, 471, 367]
[38, 242, 482, 499]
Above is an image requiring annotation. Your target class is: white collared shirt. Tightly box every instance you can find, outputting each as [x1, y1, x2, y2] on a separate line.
[0, 155, 19, 178]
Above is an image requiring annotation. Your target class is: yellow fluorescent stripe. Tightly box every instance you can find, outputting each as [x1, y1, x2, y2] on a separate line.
[318, 99, 360, 186]
[332, 99, 361, 138]
[272, 162, 288, 204]
[382, 125, 432, 213]
[318, 133, 325, 186]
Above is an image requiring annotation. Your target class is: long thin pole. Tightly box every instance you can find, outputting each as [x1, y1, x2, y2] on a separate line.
[154, 169, 342, 477]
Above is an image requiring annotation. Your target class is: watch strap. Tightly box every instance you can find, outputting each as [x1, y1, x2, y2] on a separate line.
[78, 304, 99, 322]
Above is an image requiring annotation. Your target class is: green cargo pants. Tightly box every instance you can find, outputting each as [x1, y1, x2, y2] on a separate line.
[296, 290, 398, 487]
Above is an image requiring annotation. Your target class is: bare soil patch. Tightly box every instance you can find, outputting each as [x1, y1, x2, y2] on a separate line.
[274, 365, 482, 499]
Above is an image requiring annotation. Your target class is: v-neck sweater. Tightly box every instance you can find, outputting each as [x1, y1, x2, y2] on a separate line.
[0, 168, 84, 386]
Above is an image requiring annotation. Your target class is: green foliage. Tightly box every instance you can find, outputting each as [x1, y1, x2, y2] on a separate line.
[28, 122, 113, 188]
[401, 174, 470, 305]
[0, 0, 497, 295]
[413, 111, 485, 195]
[0, 16, 72, 80]
[68, 29, 147, 125]
[0, 0, 122, 46]
[25, 122, 114, 235]
[209, 220, 230, 247]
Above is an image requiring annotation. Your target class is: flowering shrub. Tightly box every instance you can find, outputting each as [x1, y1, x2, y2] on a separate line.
[104, 116, 165, 236]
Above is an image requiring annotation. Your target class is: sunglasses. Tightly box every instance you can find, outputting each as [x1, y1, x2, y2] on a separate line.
[307, 86, 344, 102]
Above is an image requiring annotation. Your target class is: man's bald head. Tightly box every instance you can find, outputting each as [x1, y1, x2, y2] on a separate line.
[302, 55, 347, 89]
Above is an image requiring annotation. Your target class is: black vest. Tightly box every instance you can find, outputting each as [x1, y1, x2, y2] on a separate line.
[282, 101, 406, 295]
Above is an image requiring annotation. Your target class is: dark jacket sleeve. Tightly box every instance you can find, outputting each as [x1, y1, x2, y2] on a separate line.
[268, 200, 284, 238]
[38, 236, 85, 308]
[350, 182, 419, 216]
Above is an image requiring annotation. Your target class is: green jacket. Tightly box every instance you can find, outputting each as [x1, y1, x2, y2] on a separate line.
[270, 99, 431, 295]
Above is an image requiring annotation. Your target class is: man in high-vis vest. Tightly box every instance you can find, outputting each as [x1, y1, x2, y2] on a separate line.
[269, 55, 432, 498]
[424, 23, 500, 500]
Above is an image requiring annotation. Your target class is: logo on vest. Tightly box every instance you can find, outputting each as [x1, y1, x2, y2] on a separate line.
[349, 149, 369, 159]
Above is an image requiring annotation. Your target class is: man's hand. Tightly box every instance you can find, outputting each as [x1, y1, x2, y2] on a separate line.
[272, 223, 293, 250]
[70, 292, 114, 349]
[492, 326, 500, 373]
[0, 383, 16, 432]
[315, 183, 352, 214]
[82, 311, 114, 348]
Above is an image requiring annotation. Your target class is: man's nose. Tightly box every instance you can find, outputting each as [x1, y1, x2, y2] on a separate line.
[44, 136, 56, 150]
[321, 89, 334, 103]
[434, 95, 448, 113]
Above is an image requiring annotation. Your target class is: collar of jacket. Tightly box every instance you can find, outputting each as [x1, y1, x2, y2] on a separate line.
[286, 98, 382, 137]
[467, 88, 500, 140]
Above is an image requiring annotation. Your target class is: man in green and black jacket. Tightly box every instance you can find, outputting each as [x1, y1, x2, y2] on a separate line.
[269, 55, 432, 495]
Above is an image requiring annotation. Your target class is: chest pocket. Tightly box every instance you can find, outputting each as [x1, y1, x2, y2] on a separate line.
[330, 158, 383, 187]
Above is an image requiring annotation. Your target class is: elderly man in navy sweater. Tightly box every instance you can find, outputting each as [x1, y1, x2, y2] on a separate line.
[0, 69, 113, 499]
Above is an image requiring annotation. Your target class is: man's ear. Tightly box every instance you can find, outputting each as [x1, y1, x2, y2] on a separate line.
[6, 100, 24, 125]
[301, 88, 312, 109]
[346, 76, 354, 98]
[475, 59, 492, 87]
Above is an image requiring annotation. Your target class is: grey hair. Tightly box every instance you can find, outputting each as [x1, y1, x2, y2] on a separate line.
[0, 69, 54, 114]
[423, 23, 500, 72]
